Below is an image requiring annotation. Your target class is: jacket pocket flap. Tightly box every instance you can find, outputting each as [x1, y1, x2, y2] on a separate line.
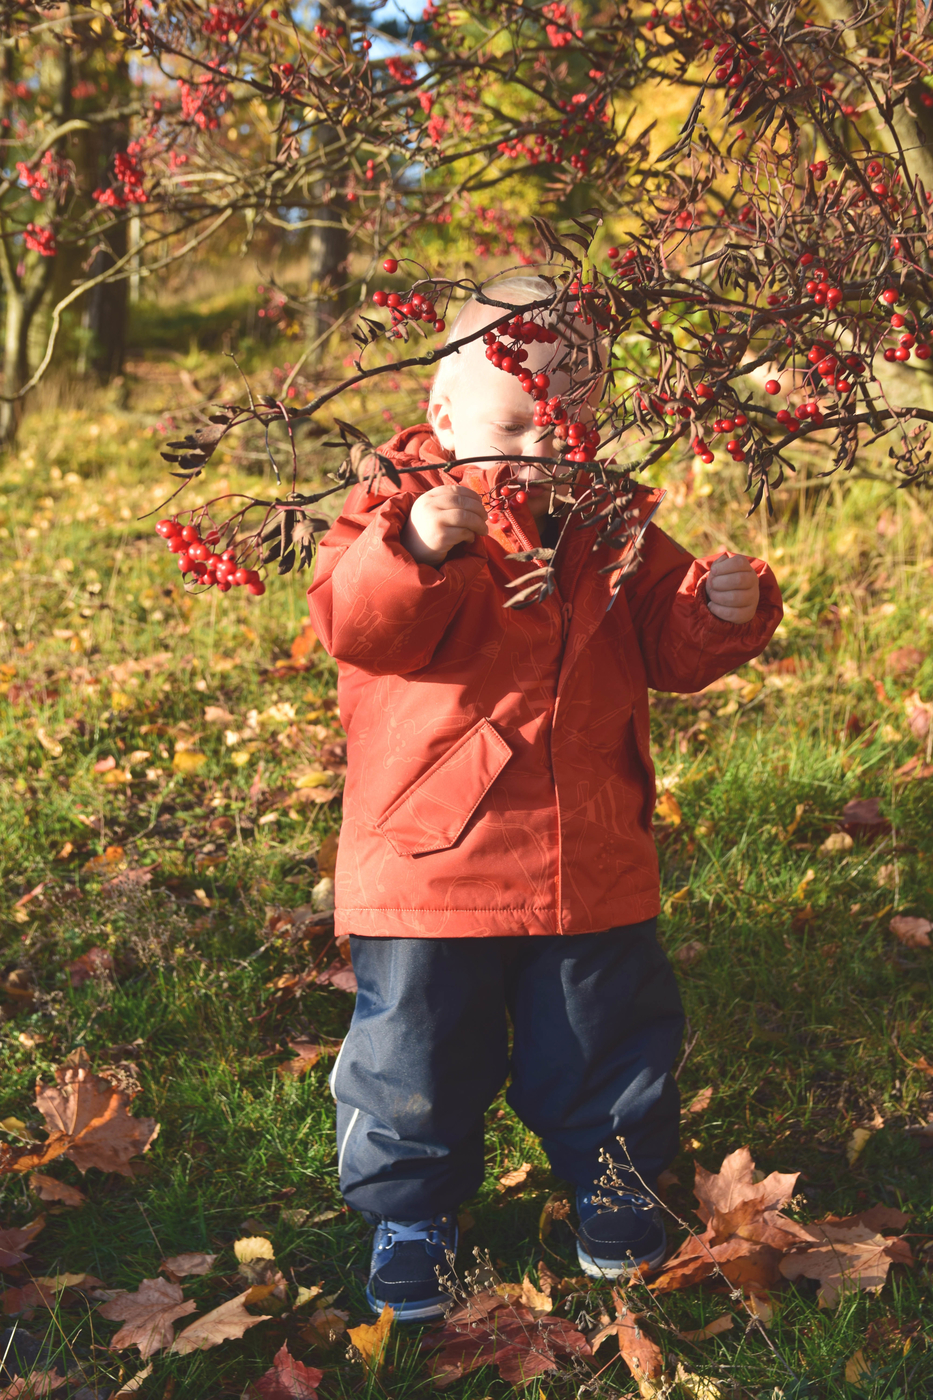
[376, 718, 512, 856]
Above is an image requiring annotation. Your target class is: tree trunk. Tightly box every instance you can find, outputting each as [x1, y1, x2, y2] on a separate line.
[306, 151, 349, 362]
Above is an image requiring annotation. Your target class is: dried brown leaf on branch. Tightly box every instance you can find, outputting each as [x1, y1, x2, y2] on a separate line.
[169, 1290, 272, 1353]
[98, 1276, 198, 1358]
[589, 1288, 664, 1387]
[245, 1342, 324, 1398]
[423, 1289, 591, 1387]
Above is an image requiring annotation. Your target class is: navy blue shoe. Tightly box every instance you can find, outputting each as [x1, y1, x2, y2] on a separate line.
[575, 1185, 666, 1279]
[365, 1213, 458, 1320]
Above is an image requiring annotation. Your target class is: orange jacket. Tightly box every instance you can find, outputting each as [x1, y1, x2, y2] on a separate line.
[307, 426, 782, 939]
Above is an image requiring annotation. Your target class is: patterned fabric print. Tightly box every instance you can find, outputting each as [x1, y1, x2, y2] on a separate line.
[307, 426, 783, 940]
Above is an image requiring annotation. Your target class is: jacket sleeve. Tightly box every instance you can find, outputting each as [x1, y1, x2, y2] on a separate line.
[307, 485, 487, 676]
[621, 524, 783, 693]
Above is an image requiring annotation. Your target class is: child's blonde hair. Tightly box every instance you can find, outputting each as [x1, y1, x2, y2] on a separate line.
[429, 275, 557, 408]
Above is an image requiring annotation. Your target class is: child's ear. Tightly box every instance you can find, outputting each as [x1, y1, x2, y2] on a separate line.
[427, 392, 455, 451]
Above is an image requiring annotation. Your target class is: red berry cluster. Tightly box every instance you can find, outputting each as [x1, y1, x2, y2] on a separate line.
[372, 259, 446, 332]
[692, 411, 749, 465]
[155, 519, 265, 595]
[486, 482, 529, 522]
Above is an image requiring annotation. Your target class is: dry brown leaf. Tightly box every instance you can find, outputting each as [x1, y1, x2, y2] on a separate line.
[494, 1276, 553, 1315]
[67, 946, 115, 989]
[246, 1341, 324, 1398]
[0, 1370, 66, 1398]
[81, 845, 124, 874]
[277, 1042, 324, 1079]
[348, 1302, 394, 1373]
[0, 1217, 45, 1269]
[98, 1276, 198, 1358]
[291, 622, 321, 664]
[890, 915, 932, 949]
[28, 1173, 86, 1207]
[170, 1290, 272, 1354]
[779, 1219, 913, 1306]
[110, 1362, 154, 1396]
[302, 1305, 349, 1343]
[2, 1281, 58, 1314]
[845, 1350, 871, 1384]
[422, 1290, 591, 1387]
[589, 1289, 663, 1384]
[203, 705, 236, 724]
[683, 1087, 714, 1117]
[316, 831, 340, 880]
[498, 1163, 533, 1191]
[161, 1251, 217, 1278]
[672, 1365, 722, 1400]
[676, 1314, 733, 1342]
[313, 959, 357, 993]
[673, 940, 705, 966]
[30, 1053, 160, 1176]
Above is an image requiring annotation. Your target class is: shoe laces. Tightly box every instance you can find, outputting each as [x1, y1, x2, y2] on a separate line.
[378, 1215, 454, 1249]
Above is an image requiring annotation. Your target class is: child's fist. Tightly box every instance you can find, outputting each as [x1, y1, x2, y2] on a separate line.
[706, 553, 759, 624]
[401, 485, 489, 567]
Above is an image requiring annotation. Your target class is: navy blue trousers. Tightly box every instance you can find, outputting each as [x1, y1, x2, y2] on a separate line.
[332, 920, 684, 1222]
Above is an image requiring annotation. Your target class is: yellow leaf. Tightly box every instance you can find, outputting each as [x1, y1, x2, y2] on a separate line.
[36, 728, 63, 758]
[744, 1291, 774, 1325]
[677, 1314, 732, 1342]
[294, 770, 333, 789]
[348, 1302, 393, 1372]
[673, 1364, 721, 1399]
[111, 691, 134, 712]
[793, 868, 816, 901]
[234, 1236, 275, 1264]
[173, 750, 207, 774]
[230, 750, 253, 767]
[655, 792, 682, 826]
[845, 1350, 871, 1384]
[1, 1117, 29, 1137]
[294, 1285, 323, 1308]
[820, 832, 854, 855]
[669, 885, 691, 904]
[740, 679, 763, 703]
[846, 1127, 873, 1167]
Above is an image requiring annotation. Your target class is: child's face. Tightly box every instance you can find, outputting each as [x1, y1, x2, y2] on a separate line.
[428, 321, 594, 521]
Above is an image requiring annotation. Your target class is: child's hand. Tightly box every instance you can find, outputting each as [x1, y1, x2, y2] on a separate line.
[706, 553, 760, 623]
[400, 486, 489, 567]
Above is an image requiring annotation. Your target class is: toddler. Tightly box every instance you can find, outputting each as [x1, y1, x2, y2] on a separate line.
[308, 275, 782, 1319]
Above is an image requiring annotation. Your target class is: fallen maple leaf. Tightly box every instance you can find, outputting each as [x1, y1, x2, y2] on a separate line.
[2, 1280, 58, 1315]
[498, 1163, 533, 1191]
[423, 1290, 591, 1388]
[313, 959, 357, 993]
[277, 1042, 323, 1078]
[0, 1371, 66, 1398]
[651, 1148, 809, 1294]
[28, 1173, 86, 1207]
[98, 1276, 198, 1357]
[246, 1342, 323, 1399]
[654, 792, 682, 826]
[161, 1251, 217, 1278]
[28, 1050, 160, 1177]
[683, 1087, 714, 1117]
[890, 915, 932, 949]
[589, 1289, 663, 1387]
[81, 845, 124, 874]
[348, 1302, 394, 1373]
[301, 1303, 349, 1343]
[0, 1217, 45, 1269]
[66, 946, 115, 988]
[779, 1217, 913, 1306]
[170, 1290, 271, 1353]
[494, 1277, 552, 1316]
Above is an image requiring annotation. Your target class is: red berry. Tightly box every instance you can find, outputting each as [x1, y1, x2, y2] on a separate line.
[189, 541, 209, 561]
[181, 524, 201, 543]
[881, 289, 898, 305]
[222, 548, 237, 561]
[835, 379, 851, 393]
[433, 319, 446, 333]
[734, 413, 748, 427]
[217, 580, 232, 593]
[700, 452, 714, 464]
[607, 246, 619, 258]
[387, 293, 400, 308]
[799, 252, 814, 266]
[155, 519, 179, 538]
[764, 379, 780, 394]
[917, 344, 931, 359]
[383, 257, 398, 273]
[513, 489, 527, 505]
[894, 347, 910, 360]
[168, 535, 188, 553]
[488, 509, 501, 523]
[890, 313, 905, 328]
[247, 580, 266, 596]
[372, 289, 388, 307]
[534, 373, 550, 389]
[177, 553, 192, 572]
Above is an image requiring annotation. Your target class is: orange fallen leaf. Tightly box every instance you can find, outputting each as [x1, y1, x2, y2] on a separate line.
[494, 1276, 552, 1316]
[316, 830, 340, 880]
[676, 1314, 733, 1342]
[81, 846, 125, 875]
[422, 1290, 591, 1387]
[655, 792, 682, 826]
[348, 1302, 394, 1372]
[588, 1289, 663, 1385]
[28, 1173, 86, 1207]
[161, 1251, 217, 1278]
[890, 915, 932, 949]
[779, 1217, 913, 1307]
[0, 1370, 66, 1398]
[2, 1281, 58, 1315]
[498, 1162, 533, 1191]
[0, 1218, 45, 1269]
[291, 621, 320, 664]
[246, 1341, 324, 1398]
[683, 1087, 714, 1117]
[170, 1290, 272, 1353]
[31, 1050, 160, 1176]
[277, 1042, 323, 1078]
[98, 1277, 198, 1357]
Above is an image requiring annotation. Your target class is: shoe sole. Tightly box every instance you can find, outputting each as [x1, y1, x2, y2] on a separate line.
[576, 1238, 668, 1279]
[365, 1284, 450, 1321]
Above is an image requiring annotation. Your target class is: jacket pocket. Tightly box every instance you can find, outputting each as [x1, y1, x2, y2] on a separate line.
[376, 718, 512, 857]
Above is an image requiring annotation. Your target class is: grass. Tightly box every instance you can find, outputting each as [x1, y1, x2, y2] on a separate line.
[0, 321, 932, 1399]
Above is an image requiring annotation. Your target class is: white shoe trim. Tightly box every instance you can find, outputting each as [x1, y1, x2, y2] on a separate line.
[576, 1237, 667, 1279]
